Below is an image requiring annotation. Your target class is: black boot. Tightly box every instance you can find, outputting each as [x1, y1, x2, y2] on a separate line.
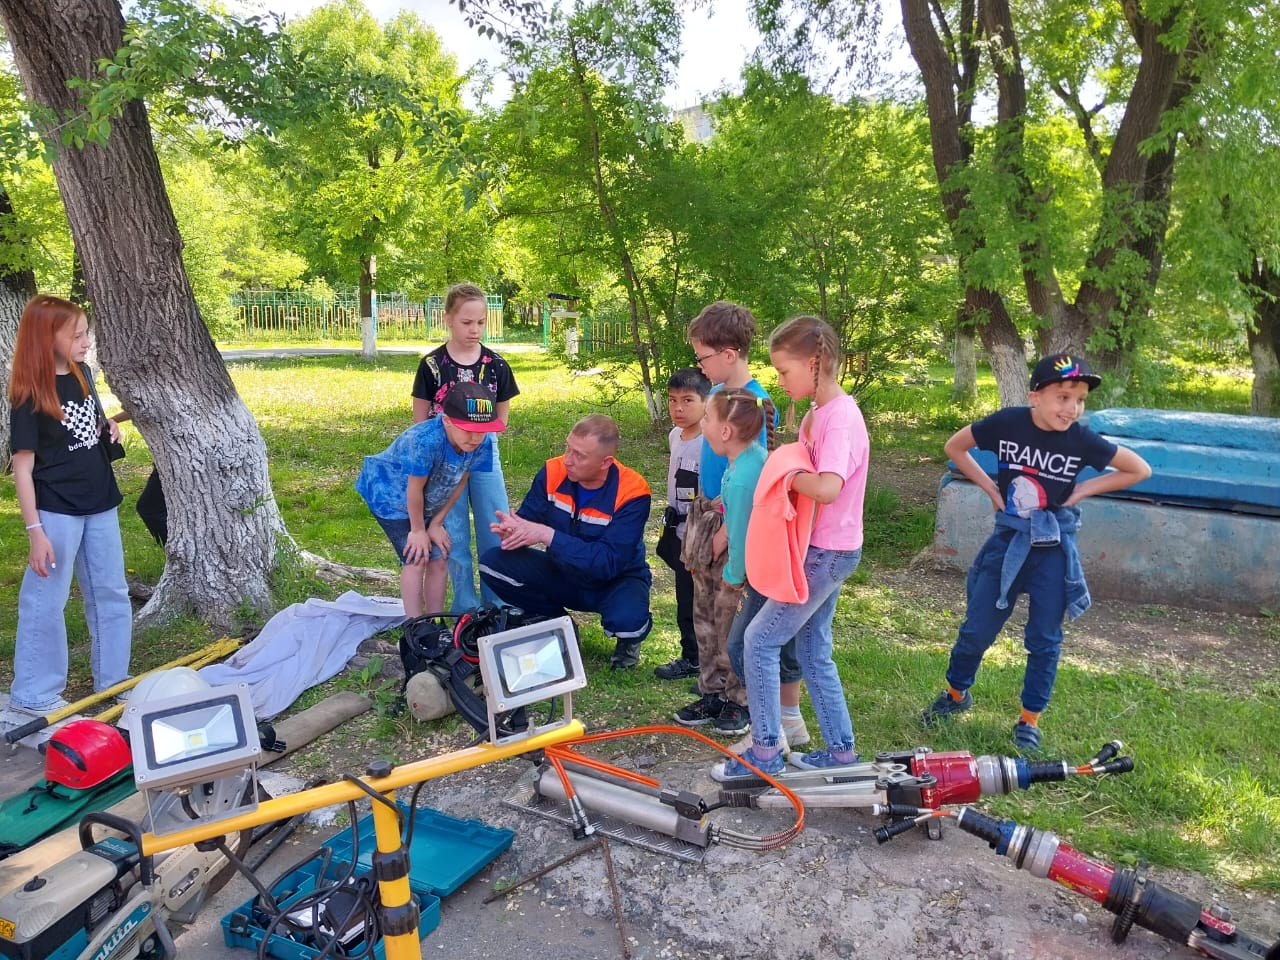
[610, 640, 642, 670]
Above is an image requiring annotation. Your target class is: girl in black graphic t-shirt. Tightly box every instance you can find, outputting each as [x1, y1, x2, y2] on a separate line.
[6, 295, 132, 717]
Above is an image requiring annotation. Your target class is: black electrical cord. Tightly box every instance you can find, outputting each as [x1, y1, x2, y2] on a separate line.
[252, 799, 386, 960]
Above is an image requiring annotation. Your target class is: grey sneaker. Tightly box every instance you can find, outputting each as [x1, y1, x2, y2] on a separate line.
[920, 689, 973, 726]
[654, 657, 699, 680]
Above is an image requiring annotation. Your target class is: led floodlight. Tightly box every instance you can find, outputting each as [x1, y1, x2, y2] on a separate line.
[124, 681, 261, 833]
[475, 615, 586, 746]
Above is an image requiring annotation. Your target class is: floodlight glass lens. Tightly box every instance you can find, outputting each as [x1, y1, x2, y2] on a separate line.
[149, 703, 243, 765]
[498, 633, 569, 694]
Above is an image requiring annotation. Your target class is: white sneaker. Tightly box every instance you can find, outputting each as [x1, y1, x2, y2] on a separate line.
[782, 715, 811, 749]
[728, 716, 811, 756]
[7, 697, 70, 717]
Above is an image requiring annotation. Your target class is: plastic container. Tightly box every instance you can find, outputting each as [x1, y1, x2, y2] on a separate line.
[222, 804, 514, 959]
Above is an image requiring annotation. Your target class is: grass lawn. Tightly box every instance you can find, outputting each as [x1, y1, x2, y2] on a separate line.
[1, 348, 1276, 892]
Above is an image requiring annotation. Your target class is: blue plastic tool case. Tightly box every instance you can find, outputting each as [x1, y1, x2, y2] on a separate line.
[222, 804, 514, 959]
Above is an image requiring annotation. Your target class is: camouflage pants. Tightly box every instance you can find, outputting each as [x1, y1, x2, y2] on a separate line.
[681, 496, 747, 706]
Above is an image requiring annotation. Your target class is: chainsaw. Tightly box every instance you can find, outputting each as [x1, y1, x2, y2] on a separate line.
[0, 769, 257, 960]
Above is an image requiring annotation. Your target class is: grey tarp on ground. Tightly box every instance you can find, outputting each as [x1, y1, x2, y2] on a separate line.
[198, 591, 405, 718]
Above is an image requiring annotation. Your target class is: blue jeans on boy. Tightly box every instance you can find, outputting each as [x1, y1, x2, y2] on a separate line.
[443, 441, 510, 612]
[945, 530, 1067, 713]
[728, 584, 802, 689]
[11, 507, 132, 711]
[742, 547, 861, 753]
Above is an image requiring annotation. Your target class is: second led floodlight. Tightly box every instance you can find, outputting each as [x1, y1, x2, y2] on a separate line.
[475, 615, 586, 746]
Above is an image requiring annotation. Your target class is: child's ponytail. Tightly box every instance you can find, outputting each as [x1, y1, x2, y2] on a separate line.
[710, 388, 776, 450]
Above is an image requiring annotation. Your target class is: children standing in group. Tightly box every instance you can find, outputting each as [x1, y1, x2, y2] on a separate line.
[359, 382, 506, 618]
[674, 302, 780, 738]
[653, 368, 711, 682]
[919, 354, 1151, 751]
[412, 284, 519, 612]
[712, 315, 869, 781]
[688, 388, 776, 737]
[6, 295, 132, 716]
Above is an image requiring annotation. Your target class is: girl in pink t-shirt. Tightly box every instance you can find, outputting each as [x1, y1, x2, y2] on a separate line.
[711, 315, 869, 783]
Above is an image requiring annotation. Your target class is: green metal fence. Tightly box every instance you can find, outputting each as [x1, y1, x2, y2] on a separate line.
[227, 290, 505, 343]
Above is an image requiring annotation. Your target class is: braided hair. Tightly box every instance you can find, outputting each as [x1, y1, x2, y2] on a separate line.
[708, 388, 778, 452]
[769, 315, 839, 398]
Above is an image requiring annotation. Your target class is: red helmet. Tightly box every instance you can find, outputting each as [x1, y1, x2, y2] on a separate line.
[44, 719, 131, 790]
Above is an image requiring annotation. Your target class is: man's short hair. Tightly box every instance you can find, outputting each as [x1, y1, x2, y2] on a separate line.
[667, 367, 711, 397]
[571, 413, 620, 455]
[687, 301, 756, 353]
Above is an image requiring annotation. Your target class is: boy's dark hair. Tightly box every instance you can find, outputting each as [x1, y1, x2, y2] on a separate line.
[667, 366, 711, 397]
[688, 300, 756, 353]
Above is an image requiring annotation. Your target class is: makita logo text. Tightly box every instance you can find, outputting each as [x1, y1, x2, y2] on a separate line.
[91, 903, 148, 960]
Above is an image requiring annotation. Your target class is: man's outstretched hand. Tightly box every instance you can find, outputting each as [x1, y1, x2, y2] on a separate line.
[491, 510, 554, 550]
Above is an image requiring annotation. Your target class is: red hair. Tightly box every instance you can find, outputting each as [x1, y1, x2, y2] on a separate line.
[8, 295, 89, 419]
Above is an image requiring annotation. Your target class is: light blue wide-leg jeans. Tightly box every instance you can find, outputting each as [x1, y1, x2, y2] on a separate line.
[11, 507, 132, 710]
[443, 435, 510, 612]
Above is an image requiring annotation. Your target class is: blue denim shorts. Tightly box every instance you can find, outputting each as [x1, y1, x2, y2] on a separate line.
[374, 515, 444, 566]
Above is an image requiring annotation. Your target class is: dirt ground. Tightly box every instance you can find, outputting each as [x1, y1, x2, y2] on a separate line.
[200, 450, 1280, 960]
[6, 448, 1279, 960]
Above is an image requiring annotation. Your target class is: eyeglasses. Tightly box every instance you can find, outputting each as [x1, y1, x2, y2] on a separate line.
[693, 347, 726, 365]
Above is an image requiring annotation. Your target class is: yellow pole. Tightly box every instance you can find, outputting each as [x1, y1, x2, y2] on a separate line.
[140, 720, 585, 855]
[366, 767, 420, 960]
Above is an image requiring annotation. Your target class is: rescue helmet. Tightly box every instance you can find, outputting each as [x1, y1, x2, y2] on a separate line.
[44, 719, 131, 790]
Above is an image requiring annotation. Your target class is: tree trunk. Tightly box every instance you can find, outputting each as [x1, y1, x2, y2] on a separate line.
[1248, 262, 1280, 416]
[359, 253, 377, 358]
[567, 32, 659, 422]
[971, 291, 1028, 407]
[901, 0, 1026, 408]
[0, 181, 38, 474]
[0, 0, 287, 629]
[951, 317, 977, 403]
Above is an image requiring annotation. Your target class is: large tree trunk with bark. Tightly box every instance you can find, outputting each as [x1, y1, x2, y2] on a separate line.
[0, 181, 37, 474]
[0, 0, 287, 629]
[901, 0, 1028, 406]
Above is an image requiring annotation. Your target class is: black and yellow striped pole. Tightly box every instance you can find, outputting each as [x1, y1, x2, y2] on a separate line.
[138, 720, 586, 960]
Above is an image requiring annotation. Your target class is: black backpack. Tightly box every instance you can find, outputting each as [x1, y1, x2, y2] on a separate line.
[398, 606, 539, 738]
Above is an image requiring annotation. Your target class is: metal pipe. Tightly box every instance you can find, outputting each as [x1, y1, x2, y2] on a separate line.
[535, 766, 710, 847]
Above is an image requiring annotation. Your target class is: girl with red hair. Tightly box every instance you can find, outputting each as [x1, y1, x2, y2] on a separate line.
[7, 295, 132, 717]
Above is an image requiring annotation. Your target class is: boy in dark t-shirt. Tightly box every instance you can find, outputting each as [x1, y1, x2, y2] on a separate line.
[919, 355, 1151, 751]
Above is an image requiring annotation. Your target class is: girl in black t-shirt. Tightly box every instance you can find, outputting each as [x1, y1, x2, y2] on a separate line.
[6, 295, 132, 717]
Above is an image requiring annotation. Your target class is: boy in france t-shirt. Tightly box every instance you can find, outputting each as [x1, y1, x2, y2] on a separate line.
[920, 354, 1151, 751]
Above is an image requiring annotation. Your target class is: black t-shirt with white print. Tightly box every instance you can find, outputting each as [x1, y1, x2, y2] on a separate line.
[9, 363, 122, 516]
[970, 407, 1117, 518]
[411, 344, 519, 414]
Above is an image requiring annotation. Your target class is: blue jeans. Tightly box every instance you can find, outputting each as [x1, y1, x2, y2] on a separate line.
[727, 584, 802, 688]
[11, 508, 132, 711]
[743, 547, 861, 752]
[946, 531, 1067, 713]
[444, 447, 510, 612]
